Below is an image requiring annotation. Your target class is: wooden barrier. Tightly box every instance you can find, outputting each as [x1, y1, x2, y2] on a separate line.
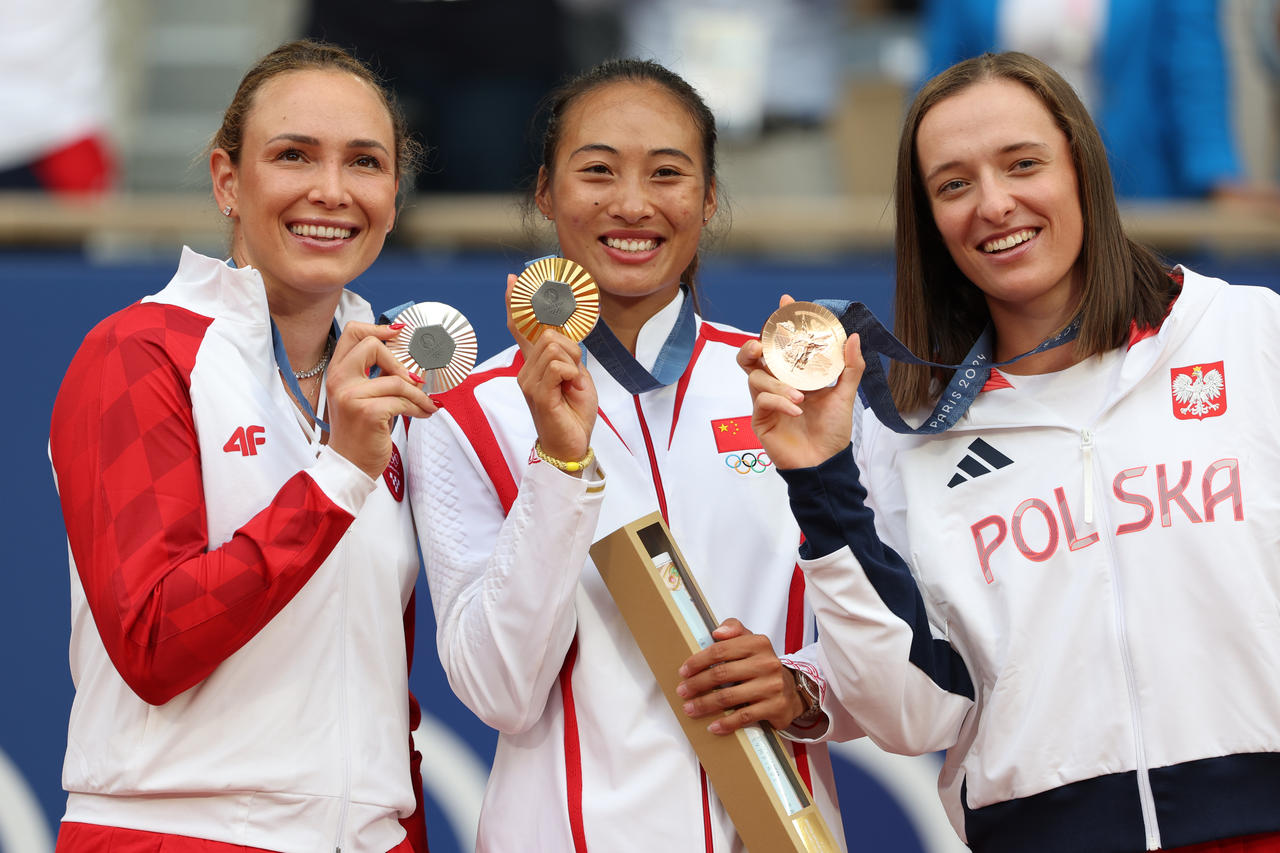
[0, 191, 1276, 254]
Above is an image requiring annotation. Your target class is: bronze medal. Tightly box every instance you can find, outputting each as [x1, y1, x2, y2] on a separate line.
[388, 302, 478, 394]
[511, 257, 600, 343]
[760, 302, 847, 392]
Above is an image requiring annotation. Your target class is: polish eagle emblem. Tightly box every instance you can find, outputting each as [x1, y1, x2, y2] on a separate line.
[1170, 361, 1227, 421]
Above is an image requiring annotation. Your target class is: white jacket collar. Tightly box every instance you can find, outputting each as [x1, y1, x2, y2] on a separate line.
[947, 265, 1229, 433]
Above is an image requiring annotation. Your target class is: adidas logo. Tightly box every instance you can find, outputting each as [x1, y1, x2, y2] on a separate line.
[947, 438, 1013, 488]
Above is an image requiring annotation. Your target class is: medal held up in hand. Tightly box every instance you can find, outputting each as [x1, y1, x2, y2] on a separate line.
[387, 302, 478, 394]
[761, 301, 847, 392]
[511, 257, 600, 343]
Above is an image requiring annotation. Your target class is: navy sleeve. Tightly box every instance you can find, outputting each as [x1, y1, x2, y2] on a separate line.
[778, 445, 974, 700]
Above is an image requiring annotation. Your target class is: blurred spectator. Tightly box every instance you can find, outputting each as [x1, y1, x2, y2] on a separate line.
[569, 0, 842, 139]
[925, 0, 1265, 201]
[0, 0, 115, 194]
[305, 0, 569, 194]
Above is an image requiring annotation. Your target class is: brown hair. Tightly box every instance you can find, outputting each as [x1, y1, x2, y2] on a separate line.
[890, 51, 1173, 411]
[213, 39, 422, 187]
[533, 59, 721, 314]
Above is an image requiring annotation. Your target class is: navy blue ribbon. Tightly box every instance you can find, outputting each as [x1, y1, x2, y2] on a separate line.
[813, 300, 1080, 435]
[522, 255, 698, 396]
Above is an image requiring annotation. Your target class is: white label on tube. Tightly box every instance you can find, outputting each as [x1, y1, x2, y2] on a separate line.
[745, 725, 805, 815]
[652, 552, 715, 649]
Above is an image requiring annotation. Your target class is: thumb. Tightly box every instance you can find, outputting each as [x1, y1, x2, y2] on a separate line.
[839, 333, 865, 388]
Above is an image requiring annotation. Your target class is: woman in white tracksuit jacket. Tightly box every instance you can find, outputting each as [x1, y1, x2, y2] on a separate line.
[407, 60, 854, 852]
[50, 42, 437, 853]
[739, 52, 1280, 853]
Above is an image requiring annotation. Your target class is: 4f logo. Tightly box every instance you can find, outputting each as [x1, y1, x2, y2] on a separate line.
[224, 425, 266, 456]
[1171, 361, 1226, 421]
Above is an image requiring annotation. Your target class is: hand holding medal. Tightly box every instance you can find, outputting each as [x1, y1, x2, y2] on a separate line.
[740, 296, 865, 471]
[506, 265, 599, 476]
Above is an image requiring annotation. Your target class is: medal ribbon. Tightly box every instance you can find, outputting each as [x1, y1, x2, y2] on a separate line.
[812, 300, 1080, 435]
[522, 255, 698, 396]
[271, 318, 340, 433]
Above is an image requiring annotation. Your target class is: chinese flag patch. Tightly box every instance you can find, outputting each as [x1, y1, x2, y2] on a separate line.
[1170, 361, 1227, 421]
[711, 416, 762, 453]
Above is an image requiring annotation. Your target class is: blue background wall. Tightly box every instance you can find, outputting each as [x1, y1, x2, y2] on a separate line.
[3, 249, 1275, 853]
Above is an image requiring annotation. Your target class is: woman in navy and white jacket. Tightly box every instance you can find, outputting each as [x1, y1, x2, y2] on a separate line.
[407, 60, 854, 852]
[50, 42, 436, 853]
[735, 52, 1280, 853]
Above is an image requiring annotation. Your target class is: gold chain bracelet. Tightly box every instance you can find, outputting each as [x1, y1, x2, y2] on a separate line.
[535, 441, 595, 473]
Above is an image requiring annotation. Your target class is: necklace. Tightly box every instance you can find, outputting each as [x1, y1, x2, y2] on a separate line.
[293, 339, 333, 379]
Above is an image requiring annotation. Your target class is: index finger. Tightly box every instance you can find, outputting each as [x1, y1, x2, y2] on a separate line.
[330, 320, 399, 365]
[331, 326, 426, 395]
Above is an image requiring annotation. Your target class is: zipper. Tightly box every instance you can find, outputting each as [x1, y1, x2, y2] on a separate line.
[334, 541, 353, 853]
[636, 395, 712, 849]
[1080, 428, 1095, 524]
[1088, 430, 1161, 849]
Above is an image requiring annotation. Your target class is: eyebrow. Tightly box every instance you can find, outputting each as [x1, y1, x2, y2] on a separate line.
[568, 143, 695, 165]
[266, 133, 390, 155]
[923, 141, 1050, 185]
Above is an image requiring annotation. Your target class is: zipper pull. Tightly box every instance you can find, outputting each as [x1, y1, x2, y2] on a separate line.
[1081, 428, 1094, 524]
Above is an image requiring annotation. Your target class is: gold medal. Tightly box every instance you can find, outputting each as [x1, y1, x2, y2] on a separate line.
[760, 302, 847, 392]
[511, 257, 600, 343]
[387, 302, 478, 394]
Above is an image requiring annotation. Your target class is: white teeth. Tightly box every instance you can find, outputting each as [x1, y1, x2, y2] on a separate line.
[983, 229, 1036, 254]
[606, 237, 657, 252]
[290, 224, 352, 240]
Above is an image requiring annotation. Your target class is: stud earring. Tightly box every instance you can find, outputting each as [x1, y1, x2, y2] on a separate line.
[222, 206, 233, 217]
[542, 214, 552, 221]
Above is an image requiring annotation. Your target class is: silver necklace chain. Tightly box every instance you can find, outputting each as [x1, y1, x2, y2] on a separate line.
[293, 339, 333, 379]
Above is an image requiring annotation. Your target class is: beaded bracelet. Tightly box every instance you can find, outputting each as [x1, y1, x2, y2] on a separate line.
[535, 441, 595, 473]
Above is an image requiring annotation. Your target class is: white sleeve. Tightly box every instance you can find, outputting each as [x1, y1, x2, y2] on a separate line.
[779, 643, 866, 744]
[407, 413, 606, 734]
[777, 443, 974, 757]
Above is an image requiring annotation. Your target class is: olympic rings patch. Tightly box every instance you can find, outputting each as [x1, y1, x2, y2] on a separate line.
[724, 452, 772, 474]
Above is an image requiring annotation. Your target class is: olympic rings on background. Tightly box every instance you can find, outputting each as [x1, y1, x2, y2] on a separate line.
[724, 452, 772, 474]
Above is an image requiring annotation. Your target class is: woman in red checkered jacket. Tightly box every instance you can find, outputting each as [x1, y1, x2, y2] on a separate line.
[49, 41, 436, 853]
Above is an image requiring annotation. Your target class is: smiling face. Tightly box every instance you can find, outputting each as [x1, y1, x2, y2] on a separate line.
[211, 69, 398, 306]
[916, 78, 1084, 330]
[536, 81, 716, 311]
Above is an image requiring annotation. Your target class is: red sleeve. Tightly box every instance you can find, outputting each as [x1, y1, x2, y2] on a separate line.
[51, 302, 358, 705]
[400, 588, 430, 853]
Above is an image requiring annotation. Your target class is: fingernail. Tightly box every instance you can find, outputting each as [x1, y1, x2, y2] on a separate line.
[790, 390, 804, 403]
[683, 702, 695, 715]
[409, 373, 425, 384]
[707, 722, 722, 734]
[675, 684, 687, 698]
[678, 665, 689, 677]
[388, 323, 406, 331]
